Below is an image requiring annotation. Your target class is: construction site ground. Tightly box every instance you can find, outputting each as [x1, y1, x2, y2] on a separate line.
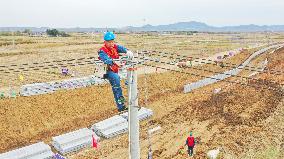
[0, 45, 283, 158]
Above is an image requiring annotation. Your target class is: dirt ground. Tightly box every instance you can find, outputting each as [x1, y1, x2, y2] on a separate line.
[68, 47, 284, 159]
[0, 44, 283, 159]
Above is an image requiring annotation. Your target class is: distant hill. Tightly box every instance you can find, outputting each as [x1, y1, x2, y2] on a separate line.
[1, 21, 284, 32]
[122, 21, 284, 32]
[121, 21, 214, 32]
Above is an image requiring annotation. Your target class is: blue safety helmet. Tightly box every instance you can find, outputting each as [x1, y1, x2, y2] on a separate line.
[104, 32, 116, 41]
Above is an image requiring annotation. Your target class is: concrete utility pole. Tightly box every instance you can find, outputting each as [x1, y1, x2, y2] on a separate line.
[127, 52, 140, 159]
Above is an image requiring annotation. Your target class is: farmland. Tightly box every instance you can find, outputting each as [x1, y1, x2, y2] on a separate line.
[0, 32, 283, 158]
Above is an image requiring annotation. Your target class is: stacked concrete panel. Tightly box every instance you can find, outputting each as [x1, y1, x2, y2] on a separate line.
[91, 107, 153, 139]
[52, 128, 99, 155]
[19, 75, 107, 97]
[20, 83, 55, 96]
[91, 115, 128, 139]
[0, 142, 54, 159]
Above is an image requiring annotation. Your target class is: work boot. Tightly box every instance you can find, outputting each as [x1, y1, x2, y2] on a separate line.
[117, 96, 125, 105]
[118, 106, 128, 112]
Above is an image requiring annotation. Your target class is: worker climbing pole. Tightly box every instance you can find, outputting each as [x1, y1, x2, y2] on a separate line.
[97, 31, 129, 112]
[97, 31, 141, 158]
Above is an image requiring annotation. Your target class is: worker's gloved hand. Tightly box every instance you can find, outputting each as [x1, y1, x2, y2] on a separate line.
[125, 80, 128, 85]
[126, 50, 134, 59]
[103, 73, 108, 79]
[109, 62, 119, 73]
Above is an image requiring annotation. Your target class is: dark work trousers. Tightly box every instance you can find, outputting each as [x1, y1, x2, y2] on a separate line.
[187, 146, 194, 156]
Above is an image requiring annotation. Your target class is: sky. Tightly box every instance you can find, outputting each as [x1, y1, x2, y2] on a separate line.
[0, 0, 284, 28]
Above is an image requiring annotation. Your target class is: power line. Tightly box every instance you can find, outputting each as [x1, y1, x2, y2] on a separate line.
[0, 59, 95, 74]
[138, 55, 283, 88]
[145, 49, 283, 75]
[0, 56, 94, 69]
[0, 53, 146, 79]
[142, 45, 284, 75]
[1, 49, 282, 98]
[0, 52, 147, 72]
[2, 45, 282, 78]
[1, 52, 282, 90]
